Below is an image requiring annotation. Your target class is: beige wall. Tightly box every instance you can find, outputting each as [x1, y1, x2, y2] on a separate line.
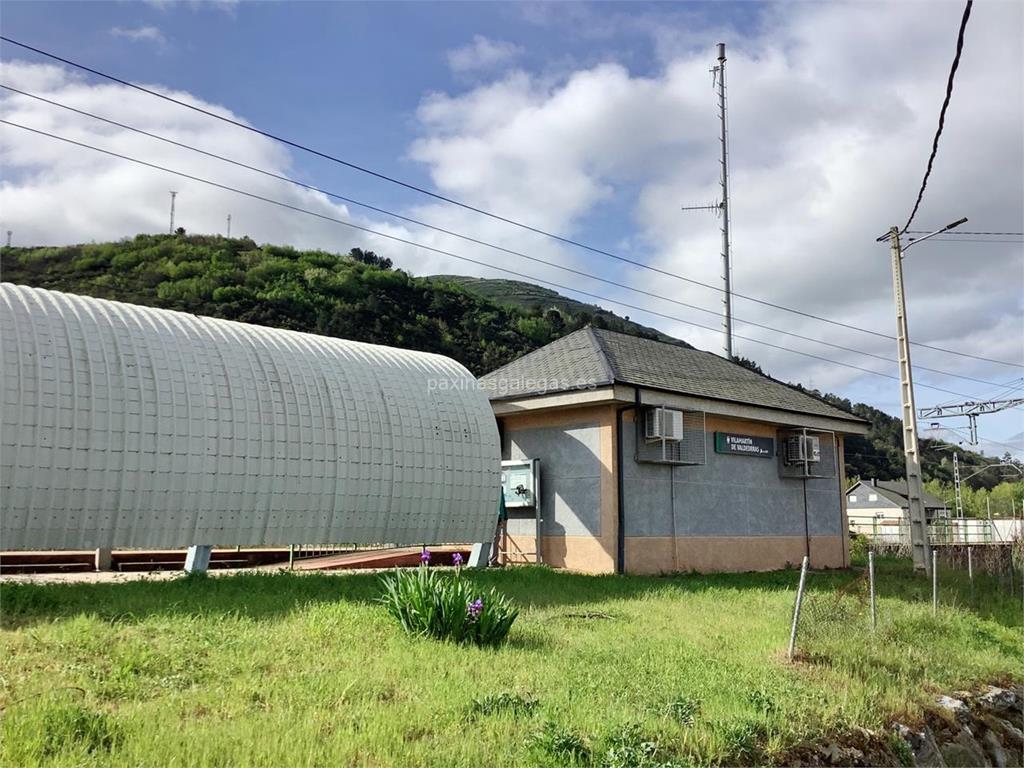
[500, 404, 619, 573]
[624, 535, 845, 575]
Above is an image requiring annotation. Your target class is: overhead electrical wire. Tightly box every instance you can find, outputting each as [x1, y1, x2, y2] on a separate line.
[899, 0, 973, 234]
[906, 230, 1023, 236]
[0, 117, 998, 403]
[906, 237, 1023, 243]
[2, 35, 1021, 371]
[3, 84, 1013, 392]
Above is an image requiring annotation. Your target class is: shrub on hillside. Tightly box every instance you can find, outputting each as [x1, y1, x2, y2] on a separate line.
[379, 550, 518, 647]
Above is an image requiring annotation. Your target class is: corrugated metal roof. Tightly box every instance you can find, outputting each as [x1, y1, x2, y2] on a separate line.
[481, 327, 866, 424]
[1, 283, 501, 550]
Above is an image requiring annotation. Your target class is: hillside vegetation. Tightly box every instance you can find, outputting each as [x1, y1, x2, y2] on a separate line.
[1, 234, 1018, 495]
[432, 275, 692, 347]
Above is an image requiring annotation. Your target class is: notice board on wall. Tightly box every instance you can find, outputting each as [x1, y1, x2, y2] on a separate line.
[714, 432, 774, 458]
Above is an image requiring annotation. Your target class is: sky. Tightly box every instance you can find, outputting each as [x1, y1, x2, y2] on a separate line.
[1, 0, 1022, 458]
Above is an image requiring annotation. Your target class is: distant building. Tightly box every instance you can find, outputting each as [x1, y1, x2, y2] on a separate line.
[481, 328, 869, 574]
[846, 478, 948, 541]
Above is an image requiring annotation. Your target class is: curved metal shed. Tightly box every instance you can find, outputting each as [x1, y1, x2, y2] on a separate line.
[1, 283, 500, 550]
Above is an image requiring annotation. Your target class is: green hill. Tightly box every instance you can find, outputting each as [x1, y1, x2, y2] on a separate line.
[2, 233, 1018, 500]
[431, 275, 693, 348]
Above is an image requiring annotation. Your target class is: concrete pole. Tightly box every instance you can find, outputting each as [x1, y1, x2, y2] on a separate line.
[788, 555, 810, 661]
[868, 551, 877, 631]
[932, 549, 938, 615]
[888, 227, 931, 575]
[169, 191, 177, 234]
[184, 544, 212, 574]
[94, 548, 112, 571]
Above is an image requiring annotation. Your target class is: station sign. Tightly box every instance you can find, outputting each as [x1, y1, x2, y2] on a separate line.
[714, 432, 774, 458]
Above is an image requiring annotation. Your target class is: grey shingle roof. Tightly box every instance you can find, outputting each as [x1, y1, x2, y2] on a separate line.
[481, 327, 866, 424]
[853, 480, 947, 509]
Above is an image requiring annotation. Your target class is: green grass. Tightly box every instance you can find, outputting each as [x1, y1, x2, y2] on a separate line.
[1, 558, 1020, 767]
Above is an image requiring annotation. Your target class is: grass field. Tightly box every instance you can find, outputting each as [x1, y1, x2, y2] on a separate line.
[1, 557, 1021, 767]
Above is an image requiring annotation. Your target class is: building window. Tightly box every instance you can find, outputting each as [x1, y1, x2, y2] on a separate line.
[848, 495, 857, 503]
[868, 493, 878, 502]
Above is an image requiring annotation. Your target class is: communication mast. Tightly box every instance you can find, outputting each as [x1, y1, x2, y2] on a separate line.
[168, 191, 177, 234]
[682, 42, 733, 359]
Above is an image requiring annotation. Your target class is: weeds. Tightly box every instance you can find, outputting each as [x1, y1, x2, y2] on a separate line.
[469, 691, 539, 719]
[1, 701, 121, 763]
[528, 721, 591, 765]
[666, 696, 701, 726]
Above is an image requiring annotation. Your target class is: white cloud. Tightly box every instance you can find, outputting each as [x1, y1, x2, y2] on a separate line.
[447, 35, 524, 73]
[110, 26, 167, 45]
[0, 61, 380, 255]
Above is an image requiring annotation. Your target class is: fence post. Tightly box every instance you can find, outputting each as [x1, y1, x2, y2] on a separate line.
[788, 555, 810, 661]
[868, 550, 877, 631]
[932, 549, 938, 616]
[288, 544, 295, 571]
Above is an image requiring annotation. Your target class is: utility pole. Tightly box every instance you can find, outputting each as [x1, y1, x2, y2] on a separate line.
[226, 213, 231, 238]
[682, 42, 734, 359]
[953, 452, 964, 519]
[168, 191, 177, 234]
[888, 225, 931, 574]
[5, 230, 10, 247]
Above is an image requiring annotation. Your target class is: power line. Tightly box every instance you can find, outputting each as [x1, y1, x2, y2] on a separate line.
[4, 84, 1012, 391]
[3, 36, 1021, 371]
[899, 0, 973, 234]
[0, 117, 994, 402]
[906, 230, 1023, 236]
[906, 237, 1023, 243]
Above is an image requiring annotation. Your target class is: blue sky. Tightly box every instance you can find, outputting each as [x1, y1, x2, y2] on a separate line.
[1, 0, 1022, 456]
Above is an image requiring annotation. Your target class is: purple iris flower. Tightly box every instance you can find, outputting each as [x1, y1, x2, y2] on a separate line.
[467, 598, 484, 621]
[452, 552, 464, 567]
[420, 548, 431, 565]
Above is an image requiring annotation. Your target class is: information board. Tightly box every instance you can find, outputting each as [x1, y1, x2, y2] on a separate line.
[714, 432, 774, 458]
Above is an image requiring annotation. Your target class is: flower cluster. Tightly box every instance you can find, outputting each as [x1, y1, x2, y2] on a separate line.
[379, 568, 517, 647]
[452, 552, 464, 567]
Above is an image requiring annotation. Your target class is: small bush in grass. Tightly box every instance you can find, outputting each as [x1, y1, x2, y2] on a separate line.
[527, 721, 590, 764]
[379, 550, 518, 647]
[602, 723, 684, 768]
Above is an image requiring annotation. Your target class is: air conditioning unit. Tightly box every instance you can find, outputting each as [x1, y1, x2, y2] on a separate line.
[784, 434, 821, 465]
[645, 408, 684, 441]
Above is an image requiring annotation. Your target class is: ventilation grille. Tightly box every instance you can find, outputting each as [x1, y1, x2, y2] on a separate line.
[636, 407, 706, 465]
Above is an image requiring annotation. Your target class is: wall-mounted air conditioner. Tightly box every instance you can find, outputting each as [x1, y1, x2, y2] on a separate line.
[645, 407, 684, 441]
[784, 434, 821, 465]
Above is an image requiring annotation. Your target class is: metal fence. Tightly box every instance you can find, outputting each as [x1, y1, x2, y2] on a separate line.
[853, 517, 1023, 546]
